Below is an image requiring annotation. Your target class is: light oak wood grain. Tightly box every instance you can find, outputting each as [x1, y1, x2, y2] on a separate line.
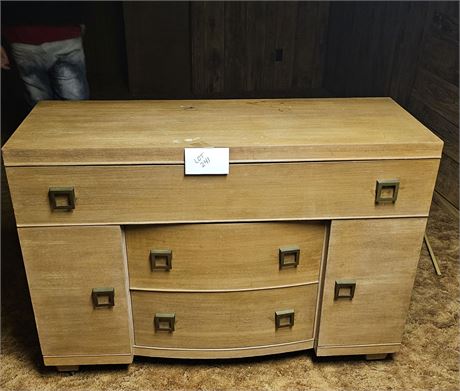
[4, 98, 443, 363]
[313, 224, 331, 345]
[315, 343, 400, 357]
[317, 218, 427, 350]
[1, 98, 442, 166]
[17, 226, 133, 359]
[125, 222, 324, 290]
[44, 354, 133, 367]
[6, 159, 439, 226]
[131, 285, 317, 349]
[133, 340, 314, 359]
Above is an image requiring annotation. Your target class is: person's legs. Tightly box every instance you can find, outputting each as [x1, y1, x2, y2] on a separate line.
[47, 37, 89, 100]
[9, 43, 54, 107]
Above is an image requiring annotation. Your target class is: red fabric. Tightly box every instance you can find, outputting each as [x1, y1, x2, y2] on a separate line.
[2, 25, 81, 45]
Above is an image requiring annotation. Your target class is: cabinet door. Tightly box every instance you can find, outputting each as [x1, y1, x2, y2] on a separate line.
[18, 226, 132, 365]
[316, 218, 426, 356]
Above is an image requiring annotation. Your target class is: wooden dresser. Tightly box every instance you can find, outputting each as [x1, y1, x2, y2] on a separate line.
[2, 98, 442, 371]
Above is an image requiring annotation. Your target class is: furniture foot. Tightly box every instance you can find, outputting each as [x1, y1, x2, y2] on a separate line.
[365, 353, 388, 360]
[56, 365, 80, 372]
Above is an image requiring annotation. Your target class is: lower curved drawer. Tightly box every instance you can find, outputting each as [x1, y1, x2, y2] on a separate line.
[131, 285, 317, 349]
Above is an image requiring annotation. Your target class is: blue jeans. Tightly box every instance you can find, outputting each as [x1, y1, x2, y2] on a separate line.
[10, 37, 89, 106]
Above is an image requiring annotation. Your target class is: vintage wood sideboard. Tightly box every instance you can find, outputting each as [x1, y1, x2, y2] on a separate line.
[2, 98, 442, 371]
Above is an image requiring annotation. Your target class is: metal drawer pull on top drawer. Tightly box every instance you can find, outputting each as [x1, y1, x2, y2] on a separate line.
[334, 280, 356, 300]
[279, 246, 300, 269]
[154, 313, 176, 332]
[48, 187, 76, 211]
[150, 249, 172, 271]
[275, 309, 295, 329]
[91, 287, 115, 308]
[375, 179, 400, 203]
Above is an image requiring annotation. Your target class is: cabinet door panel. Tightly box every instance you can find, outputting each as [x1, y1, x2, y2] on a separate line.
[18, 226, 132, 358]
[317, 218, 426, 352]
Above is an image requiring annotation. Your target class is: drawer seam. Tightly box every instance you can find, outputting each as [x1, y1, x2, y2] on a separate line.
[129, 281, 319, 293]
[133, 339, 314, 352]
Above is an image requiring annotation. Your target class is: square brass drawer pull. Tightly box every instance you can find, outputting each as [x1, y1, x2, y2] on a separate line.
[92, 287, 115, 308]
[150, 249, 172, 271]
[275, 309, 295, 329]
[375, 180, 399, 203]
[154, 313, 175, 332]
[48, 187, 76, 211]
[334, 280, 356, 300]
[279, 246, 300, 269]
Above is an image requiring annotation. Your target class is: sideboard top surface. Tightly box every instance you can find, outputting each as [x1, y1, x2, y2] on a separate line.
[2, 97, 443, 166]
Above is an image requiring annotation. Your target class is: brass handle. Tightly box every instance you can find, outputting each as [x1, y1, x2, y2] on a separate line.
[279, 246, 300, 269]
[275, 309, 295, 329]
[92, 287, 115, 308]
[49, 187, 76, 211]
[334, 280, 356, 300]
[154, 313, 175, 332]
[375, 179, 399, 203]
[150, 249, 172, 271]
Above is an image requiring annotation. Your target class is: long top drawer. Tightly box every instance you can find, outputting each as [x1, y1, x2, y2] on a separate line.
[7, 159, 439, 226]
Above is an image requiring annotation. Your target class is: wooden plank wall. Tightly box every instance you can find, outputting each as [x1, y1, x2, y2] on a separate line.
[191, 1, 330, 98]
[83, 2, 128, 99]
[407, 3, 459, 211]
[123, 2, 192, 98]
[324, 1, 459, 210]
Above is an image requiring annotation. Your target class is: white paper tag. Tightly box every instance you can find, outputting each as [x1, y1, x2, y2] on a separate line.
[184, 148, 229, 175]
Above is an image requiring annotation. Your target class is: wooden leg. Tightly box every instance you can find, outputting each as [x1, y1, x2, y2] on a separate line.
[56, 365, 80, 372]
[365, 353, 388, 360]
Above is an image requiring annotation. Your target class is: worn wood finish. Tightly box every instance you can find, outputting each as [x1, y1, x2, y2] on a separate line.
[6, 159, 439, 227]
[313, 224, 331, 345]
[1, 99, 443, 167]
[133, 340, 314, 359]
[4, 97, 443, 364]
[316, 343, 400, 357]
[17, 226, 133, 358]
[317, 218, 427, 349]
[45, 354, 133, 367]
[126, 222, 324, 290]
[132, 285, 317, 349]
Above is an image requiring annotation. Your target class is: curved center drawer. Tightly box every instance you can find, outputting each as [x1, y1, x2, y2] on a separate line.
[125, 222, 325, 290]
[132, 285, 317, 349]
[6, 160, 439, 226]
